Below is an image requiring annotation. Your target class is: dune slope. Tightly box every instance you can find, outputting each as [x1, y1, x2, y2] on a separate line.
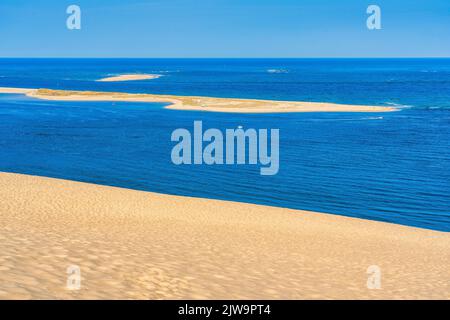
[0, 172, 449, 299]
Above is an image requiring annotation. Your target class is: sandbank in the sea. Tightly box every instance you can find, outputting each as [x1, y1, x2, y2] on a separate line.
[0, 87, 397, 113]
[96, 74, 162, 82]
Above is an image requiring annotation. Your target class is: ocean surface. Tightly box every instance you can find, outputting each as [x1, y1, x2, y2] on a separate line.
[0, 58, 449, 231]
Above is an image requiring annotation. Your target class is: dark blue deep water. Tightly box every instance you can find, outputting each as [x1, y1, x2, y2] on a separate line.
[0, 59, 449, 231]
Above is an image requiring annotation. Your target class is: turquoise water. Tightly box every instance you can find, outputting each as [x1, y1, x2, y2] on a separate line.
[0, 59, 449, 231]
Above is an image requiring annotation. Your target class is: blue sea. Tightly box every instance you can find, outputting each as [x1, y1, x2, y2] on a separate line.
[0, 58, 449, 231]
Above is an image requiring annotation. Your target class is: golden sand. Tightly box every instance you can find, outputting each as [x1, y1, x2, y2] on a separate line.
[0, 172, 449, 300]
[0, 87, 396, 113]
[96, 74, 162, 82]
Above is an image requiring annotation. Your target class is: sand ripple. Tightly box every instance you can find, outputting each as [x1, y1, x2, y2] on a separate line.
[0, 172, 449, 299]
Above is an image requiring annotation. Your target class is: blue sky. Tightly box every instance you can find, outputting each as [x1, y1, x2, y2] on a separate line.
[0, 0, 449, 57]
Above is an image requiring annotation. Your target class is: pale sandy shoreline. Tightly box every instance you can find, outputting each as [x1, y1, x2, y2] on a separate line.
[0, 87, 397, 113]
[0, 172, 449, 299]
[96, 74, 162, 82]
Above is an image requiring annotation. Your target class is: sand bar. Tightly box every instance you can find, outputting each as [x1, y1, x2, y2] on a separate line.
[0, 87, 396, 113]
[0, 87, 35, 94]
[96, 74, 162, 82]
[0, 172, 449, 299]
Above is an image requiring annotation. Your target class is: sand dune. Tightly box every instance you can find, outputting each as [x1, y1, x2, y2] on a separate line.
[96, 74, 162, 82]
[0, 172, 449, 300]
[0, 87, 396, 113]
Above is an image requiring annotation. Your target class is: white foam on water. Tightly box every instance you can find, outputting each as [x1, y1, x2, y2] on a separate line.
[384, 102, 414, 109]
[307, 116, 385, 122]
[267, 69, 288, 74]
[361, 116, 384, 120]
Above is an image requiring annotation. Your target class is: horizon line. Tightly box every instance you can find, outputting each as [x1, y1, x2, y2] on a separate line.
[1, 56, 449, 59]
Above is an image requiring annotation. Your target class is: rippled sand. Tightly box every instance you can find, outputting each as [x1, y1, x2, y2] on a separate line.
[0, 172, 449, 300]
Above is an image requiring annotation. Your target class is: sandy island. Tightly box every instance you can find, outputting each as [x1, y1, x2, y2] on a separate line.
[0, 172, 449, 299]
[96, 74, 162, 82]
[0, 87, 396, 113]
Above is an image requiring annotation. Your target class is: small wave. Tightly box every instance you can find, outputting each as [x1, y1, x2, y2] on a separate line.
[308, 116, 384, 122]
[267, 69, 288, 74]
[361, 116, 384, 120]
[384, 102, 414, 109]
[426, 106, 450, 110]
[154, 70, 178, 73]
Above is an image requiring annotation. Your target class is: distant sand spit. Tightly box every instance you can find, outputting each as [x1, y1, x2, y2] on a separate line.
[0, 172, 449, 299]
[96, 74, 162, 82]
[0, 87, 396, 113]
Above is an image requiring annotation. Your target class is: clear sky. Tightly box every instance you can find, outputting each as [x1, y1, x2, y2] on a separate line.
[0, 0, 449, 58]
